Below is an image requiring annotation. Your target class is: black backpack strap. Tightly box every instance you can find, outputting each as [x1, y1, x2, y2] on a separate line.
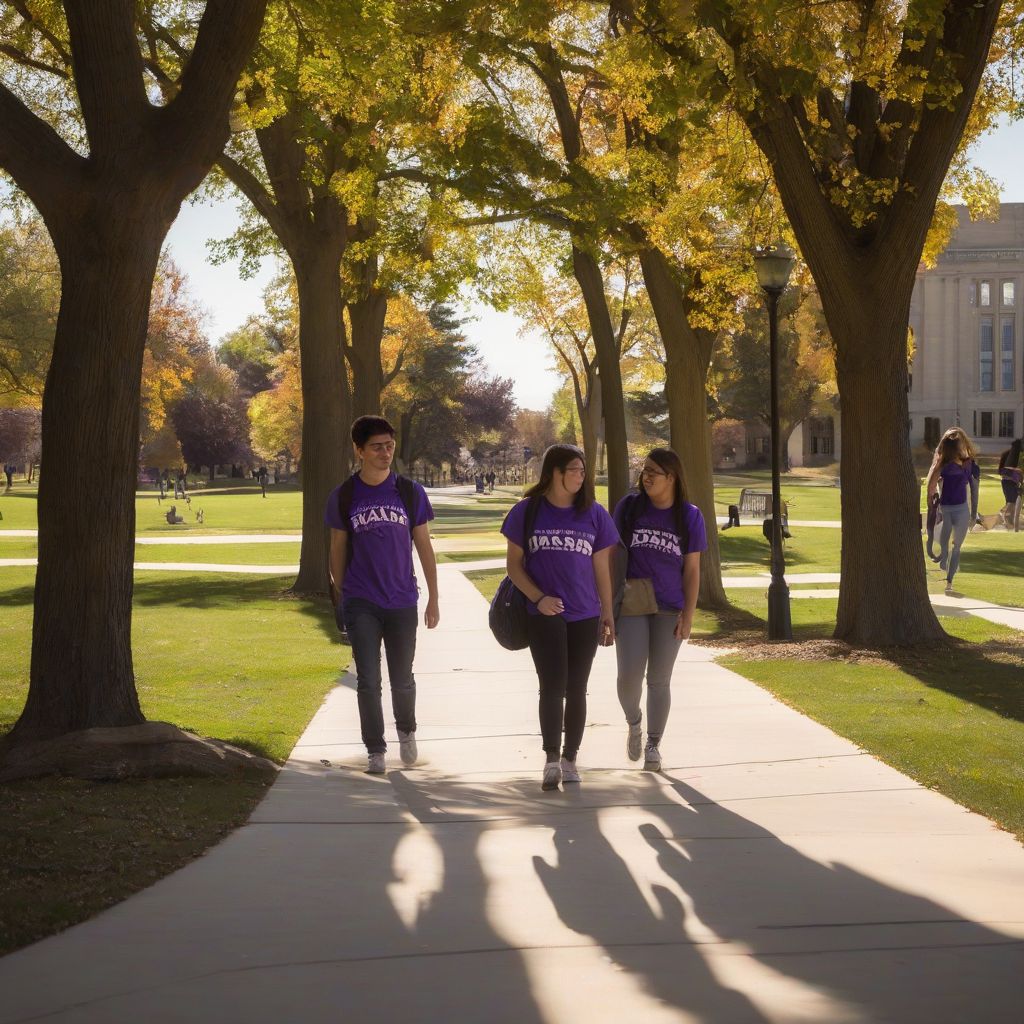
[616, 492, 642, 549]
[522, 495, 542, 560]
[336, 476, 356, 533]
[394, 474, 418, 533]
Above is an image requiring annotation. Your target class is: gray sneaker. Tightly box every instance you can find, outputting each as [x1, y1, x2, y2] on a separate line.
[542, 760, 561, 791]
[643, 742, 662, 772]
[398, 730, 417, 766]
[627, 717, 643, 762]
[367, 752, 386, 775]
[560, 757, 581, 784]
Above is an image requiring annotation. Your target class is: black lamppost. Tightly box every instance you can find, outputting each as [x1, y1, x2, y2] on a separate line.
[754, 242, 796, 641]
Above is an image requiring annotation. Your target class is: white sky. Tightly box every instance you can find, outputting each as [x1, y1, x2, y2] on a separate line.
[157, 116, 1024, 412]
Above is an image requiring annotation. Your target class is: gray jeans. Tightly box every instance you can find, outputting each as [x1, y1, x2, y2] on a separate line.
[615, 612, 683, 743]
[938, 501, 970, 584]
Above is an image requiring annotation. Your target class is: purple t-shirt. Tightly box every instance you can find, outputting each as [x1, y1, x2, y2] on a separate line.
[614, 496, 708, 611]
[939, 460, 972, 507]
[501, 497, 620, 621]
[324, 473, 433, 608]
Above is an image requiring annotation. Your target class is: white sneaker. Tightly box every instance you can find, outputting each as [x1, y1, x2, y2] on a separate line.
[627, 717, 643, 762]
[560, 758, 581, 784]
[367, 752, 386, 775]
[398, 730, 417, 766]
[643, 742, 662, 772]
[542, 760, 561, 791]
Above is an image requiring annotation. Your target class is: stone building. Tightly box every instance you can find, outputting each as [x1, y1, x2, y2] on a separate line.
[909, 204, 1024, 454]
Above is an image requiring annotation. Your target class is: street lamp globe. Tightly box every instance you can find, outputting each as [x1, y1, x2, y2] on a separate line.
[754, 242, 797, 294]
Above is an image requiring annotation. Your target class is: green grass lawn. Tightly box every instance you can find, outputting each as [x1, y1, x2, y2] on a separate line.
[0, 567, 348, 954]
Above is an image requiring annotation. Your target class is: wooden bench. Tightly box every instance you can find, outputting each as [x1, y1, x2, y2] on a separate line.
[738, 488, 773, 518]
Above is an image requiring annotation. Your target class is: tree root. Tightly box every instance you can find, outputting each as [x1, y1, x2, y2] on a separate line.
[0, 722, 278, 783]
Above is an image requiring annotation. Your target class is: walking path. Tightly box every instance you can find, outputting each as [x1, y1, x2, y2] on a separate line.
[1, 570, 1021, 1023]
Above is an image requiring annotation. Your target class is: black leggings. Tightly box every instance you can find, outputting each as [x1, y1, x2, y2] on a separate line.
[526, 614, 600, 761]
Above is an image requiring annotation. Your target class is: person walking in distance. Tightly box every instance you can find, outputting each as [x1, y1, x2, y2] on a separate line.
[501, 444, 619, 792]
[326, 415, 440, 774]
[613, 449, 706, 772]
[925, 427, 979, 558]
[927, 435, 975, 594]
[998, 439, 1022, 529]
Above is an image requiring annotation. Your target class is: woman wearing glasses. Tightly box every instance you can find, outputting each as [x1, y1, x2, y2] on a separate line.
[501, 444, 619, 791]
[613, 448, 706, 771]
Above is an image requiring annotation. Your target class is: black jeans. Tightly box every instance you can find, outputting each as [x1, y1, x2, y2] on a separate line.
[343, 597, 418, 754]
[526, 614, 600, 761]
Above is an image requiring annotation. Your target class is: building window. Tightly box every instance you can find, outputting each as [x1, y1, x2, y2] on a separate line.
[980, 411, 993, 437]
[1000, 412, 1016, 438]
[924, 416, 941, 449]
[980, 281, 991, 306]
[1003, 281, 1016, 307]
[1001, 318, 1015, 390]
[980, 317, 994, 391]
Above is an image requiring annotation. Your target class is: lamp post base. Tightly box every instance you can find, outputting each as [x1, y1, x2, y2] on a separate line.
[768, 578, 793, 641]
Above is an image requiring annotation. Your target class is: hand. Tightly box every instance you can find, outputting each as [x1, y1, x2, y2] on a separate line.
[675, 613, 692, 642]
[537, 594, 564, 616]
[599, 615, 615, 646]
[424, 598, 439, 629]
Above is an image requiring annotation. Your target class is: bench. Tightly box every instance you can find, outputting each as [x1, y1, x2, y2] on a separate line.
[738, 488, 773, 517]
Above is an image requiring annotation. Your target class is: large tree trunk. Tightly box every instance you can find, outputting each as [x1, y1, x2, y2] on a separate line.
[347, 286, 388, 419]
[10, 210, 166, 742]
[826, 268, 944, 644]
[579, 366, 601, 488]
[292, 252, 351, 594]
[571, 245, 629, 508]
[639, 247, 728, 609]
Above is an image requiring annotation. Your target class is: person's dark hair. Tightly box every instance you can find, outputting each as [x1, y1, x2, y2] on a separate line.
[939, 435, 960, 466]
[525, 444, 593, 511]
[1009, 438, 1023, 469]
[352, 415, 395, 448]
[636, 447, 689, 534]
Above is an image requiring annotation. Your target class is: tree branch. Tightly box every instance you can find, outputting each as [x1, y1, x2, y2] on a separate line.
[0, 43, 69, 79]
[216, 152, 287, 243]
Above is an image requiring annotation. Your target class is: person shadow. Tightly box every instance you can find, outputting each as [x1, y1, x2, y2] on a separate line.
[532, 772, 1022, 1023]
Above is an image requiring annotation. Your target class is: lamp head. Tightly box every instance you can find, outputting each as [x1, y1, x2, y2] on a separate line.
[754, 242, 796, 294]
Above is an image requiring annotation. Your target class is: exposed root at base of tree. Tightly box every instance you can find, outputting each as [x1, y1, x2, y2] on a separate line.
[0, 722, 278, 783]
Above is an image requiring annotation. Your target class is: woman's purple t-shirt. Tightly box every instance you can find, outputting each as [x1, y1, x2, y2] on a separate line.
[613, 496, 708, 611]
[939, 460, 973, 507]
[501, 497, 620, 621]
[324, 473, 433, 608]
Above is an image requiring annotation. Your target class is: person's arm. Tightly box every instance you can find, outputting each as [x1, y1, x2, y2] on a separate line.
[593, 545, 615, 644]
[677, 550, 701, 641]
[328, 528, 348, 607]
[925, 454, 941, 502]
[969, 463, 979, 522]
[506, 540, 562, 615]
[412, 522, 440, 628]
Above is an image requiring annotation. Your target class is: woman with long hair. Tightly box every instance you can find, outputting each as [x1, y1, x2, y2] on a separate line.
[928, 434, 975, 593]
[501, 444, 619, 791]
[613, 448, 707, 771]
[925, 427, 979, 559]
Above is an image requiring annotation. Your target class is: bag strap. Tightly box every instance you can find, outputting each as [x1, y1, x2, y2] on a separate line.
[395, 474, 418, 530]
[521, 495, 542, 563]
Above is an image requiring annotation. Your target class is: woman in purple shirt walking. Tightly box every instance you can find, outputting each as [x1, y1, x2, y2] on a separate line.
[613, 448, 707, 772]
[927, 435, 974, 594]
[501, 445, 619, 792]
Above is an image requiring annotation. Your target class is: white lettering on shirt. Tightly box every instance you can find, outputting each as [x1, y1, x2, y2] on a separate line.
[631, 527, 681, 558]
[351, 504, 409, 530]
[528, 530, 594, 557]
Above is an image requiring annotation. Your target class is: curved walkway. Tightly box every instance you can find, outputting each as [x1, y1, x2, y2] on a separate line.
[0, 570, 1021, 1023]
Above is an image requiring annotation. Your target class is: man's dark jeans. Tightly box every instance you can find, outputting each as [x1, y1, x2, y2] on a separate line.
[343, 597, 418, 754]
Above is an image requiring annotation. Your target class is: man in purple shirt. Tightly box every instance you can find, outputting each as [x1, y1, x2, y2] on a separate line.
[326, 416, 439, 774]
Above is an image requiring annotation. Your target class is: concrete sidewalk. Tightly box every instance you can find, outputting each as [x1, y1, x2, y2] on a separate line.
[0, 570, 1022, 1023]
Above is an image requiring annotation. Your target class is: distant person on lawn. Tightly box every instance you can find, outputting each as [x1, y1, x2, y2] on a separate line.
[326, 415, 440, 775]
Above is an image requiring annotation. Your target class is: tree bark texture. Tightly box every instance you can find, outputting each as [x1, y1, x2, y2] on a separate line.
[639, 246, 728, 609]
[571, 245, 630, 509]
[292, 253, 351, 594]
[0, 0, 268, 747]
[347, 285, 389, 420]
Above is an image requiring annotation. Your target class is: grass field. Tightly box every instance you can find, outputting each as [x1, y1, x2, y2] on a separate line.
[0, 568, 347, 954]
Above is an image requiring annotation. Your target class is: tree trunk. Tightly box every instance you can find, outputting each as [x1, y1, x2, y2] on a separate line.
[291, 252, 351, 594]
[578, 367, 601, 489]
[571, 245, 629, 508]
[639, 247, 728, 609]
[10, 210, 166, 742]
[347, 287, 388, 419]
[828, 273, 944, 644]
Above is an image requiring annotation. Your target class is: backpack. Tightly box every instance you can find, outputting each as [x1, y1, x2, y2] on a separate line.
[488, 496, 542, 651]
[612, 491, 691, 617]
